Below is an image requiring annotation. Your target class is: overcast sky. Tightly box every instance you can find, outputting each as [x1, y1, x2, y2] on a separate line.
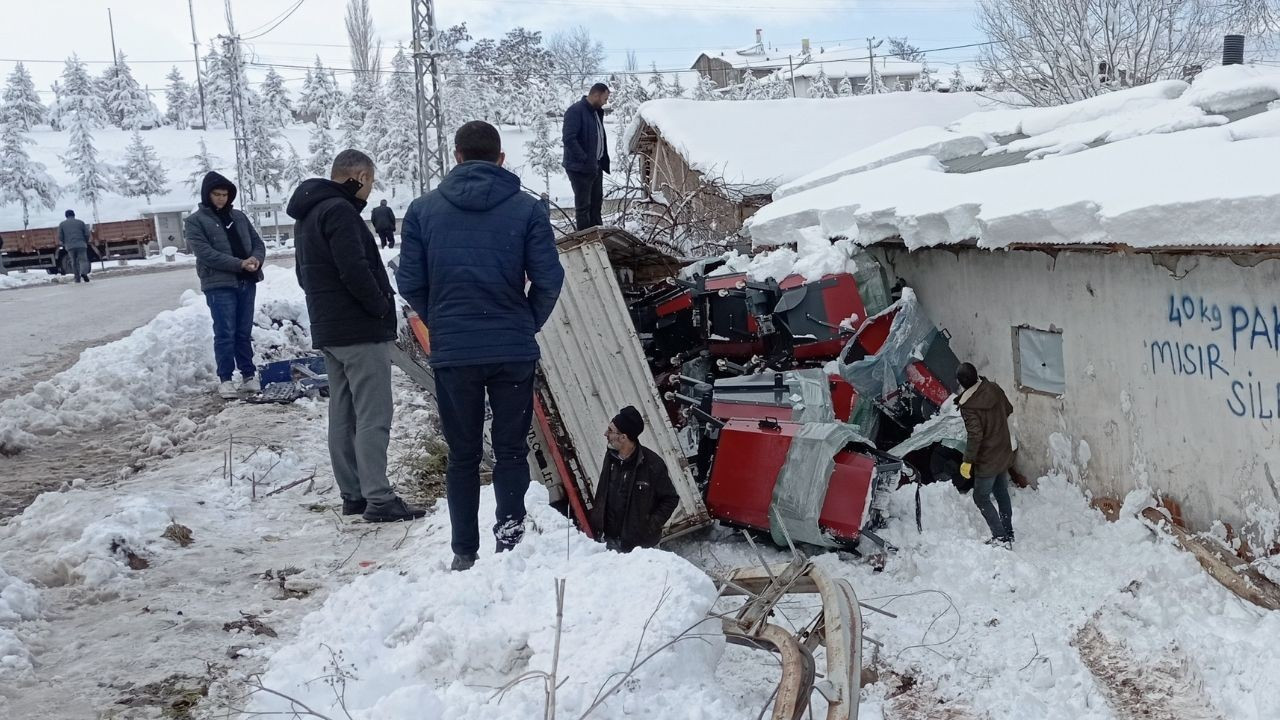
[5, 0, 984, 100]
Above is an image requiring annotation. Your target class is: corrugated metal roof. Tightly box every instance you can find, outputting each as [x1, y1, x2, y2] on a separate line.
[536, 230, 710, 535]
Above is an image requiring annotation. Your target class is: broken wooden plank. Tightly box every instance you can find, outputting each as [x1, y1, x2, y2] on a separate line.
[1141, 507, 1280, 611]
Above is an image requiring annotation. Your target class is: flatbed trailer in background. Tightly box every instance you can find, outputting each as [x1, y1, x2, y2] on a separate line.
[1, 219, 155, 273]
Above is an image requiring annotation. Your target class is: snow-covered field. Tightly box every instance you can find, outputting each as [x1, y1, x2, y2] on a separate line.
[1, 257, 1278, 718]
[0, 123, 576, 233]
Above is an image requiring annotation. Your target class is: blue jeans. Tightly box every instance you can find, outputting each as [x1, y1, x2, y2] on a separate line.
[205, 281, 257, 382]
[434, 361, 537, 556]
[973, 471, 1014, 539]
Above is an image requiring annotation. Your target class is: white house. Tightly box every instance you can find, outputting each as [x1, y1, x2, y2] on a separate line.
[745, 65, 1280, 548]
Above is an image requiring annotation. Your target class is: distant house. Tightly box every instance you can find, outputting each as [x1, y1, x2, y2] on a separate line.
[623, 93, 998, 245]
[746, 65, 1280, 545]
[690, 29, 979, 96]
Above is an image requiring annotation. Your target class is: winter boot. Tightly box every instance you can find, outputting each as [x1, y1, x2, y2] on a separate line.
[341, 498, 367, 516]
[240, 376, 261, 394]
[362, 497, 427, 523]
[451, 553, 478, 572]
[494, 518, 525, 553]
[984, 536, 1010, 549]
[81, 274, 90, 283]
[217, 380, 240, 399]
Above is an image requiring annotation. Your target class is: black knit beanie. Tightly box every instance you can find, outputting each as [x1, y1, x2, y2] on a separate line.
[612, 406, 645, 442]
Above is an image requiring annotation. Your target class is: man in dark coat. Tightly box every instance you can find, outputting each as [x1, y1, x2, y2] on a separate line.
[288, 149, 425, 524]
[589, 406, 681, 552]
[956, 362, 1016, 547]
[370, 199, 396, 249]
[397, 121, 564, 571]
[561, 82, 611, 231]
[184, 173, 266, 399]
[57, 209, 93, 283]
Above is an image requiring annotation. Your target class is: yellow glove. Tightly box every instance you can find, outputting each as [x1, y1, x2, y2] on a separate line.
[960, 462, 973, 480]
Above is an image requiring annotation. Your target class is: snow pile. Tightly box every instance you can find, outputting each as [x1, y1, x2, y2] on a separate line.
[248, 495, 730, 719]
[708, 235, 858, 283]
[623, 93, 1003, 193]
[0, 564, 40, 680]
[0, 266, 311, 452]
[748, 66, 1280, 250]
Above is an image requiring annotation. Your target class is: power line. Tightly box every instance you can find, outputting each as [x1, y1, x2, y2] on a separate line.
[242, 0, 309, 41]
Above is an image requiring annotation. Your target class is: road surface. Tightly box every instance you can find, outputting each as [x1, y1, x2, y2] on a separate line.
[0, 259, 293, 399]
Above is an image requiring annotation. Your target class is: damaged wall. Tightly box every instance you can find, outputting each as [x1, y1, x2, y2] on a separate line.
[870, 244, 1280, 546]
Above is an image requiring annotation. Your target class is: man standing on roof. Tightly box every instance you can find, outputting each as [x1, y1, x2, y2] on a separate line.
[185, 172, 266, 399]
[589, 406, 681, 552]
[562, 82, 611, 232]
[397, 121, 564, 571]
[58, 209, 93, 283]
[371, 199, 396, 249]
[956, 362, 1016, 548]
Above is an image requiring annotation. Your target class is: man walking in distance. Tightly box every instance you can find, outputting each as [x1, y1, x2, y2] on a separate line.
[185, 174, 265, 399]
[288, 150, 426, 523]
[561, 83, 611, 231]
[398, 121, 564, 571]
[58, 209, 93, 283]
[956, 362, 1017, 547]
[589, 407, 681, 553]
[371, 199, 396, 249]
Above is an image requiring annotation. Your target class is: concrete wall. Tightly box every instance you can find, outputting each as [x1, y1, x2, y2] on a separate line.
[872, 244, 1280, 545]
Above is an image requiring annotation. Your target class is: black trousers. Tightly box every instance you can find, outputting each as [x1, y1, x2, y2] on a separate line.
[567, 168, 603, 231]
[376, 229, 395, 248]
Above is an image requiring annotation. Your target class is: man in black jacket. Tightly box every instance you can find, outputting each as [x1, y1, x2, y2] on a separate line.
[370, 199, 396, 249]
[588, 406, 681, 552]
[287, 149, 425, 524]
[562, 83, 611, 231]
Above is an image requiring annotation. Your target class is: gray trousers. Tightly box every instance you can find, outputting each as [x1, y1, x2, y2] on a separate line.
[322, 341, 396, 504]
[68, 247, 89, 279]
[973, 471, 1014, 539]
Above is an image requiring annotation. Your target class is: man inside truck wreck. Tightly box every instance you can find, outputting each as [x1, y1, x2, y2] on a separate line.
[956, 362, 1017, 548]
[589, 406, 681, 552]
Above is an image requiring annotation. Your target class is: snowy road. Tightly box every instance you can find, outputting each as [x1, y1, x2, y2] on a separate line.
[0, 259, 293, 400]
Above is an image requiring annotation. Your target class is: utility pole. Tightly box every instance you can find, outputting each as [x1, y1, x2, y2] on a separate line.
[411, 0, 449, 194]
[108, 8, 119, 65]
[188, 0, 209, 129]
[221, 0, 260, 220]
[866, 37, 883, 94]
[787, 55, 797, 98]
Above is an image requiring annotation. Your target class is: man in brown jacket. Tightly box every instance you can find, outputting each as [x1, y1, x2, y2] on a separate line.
[956, 362, 1016, 547]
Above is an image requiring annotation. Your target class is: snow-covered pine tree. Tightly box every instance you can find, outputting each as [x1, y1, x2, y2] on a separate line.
[100, 53, 155, 130]
[261, 68, 293, 128]
[914, 59, 936, 92]
[837, 75, 854, 97]
[764, 70, 792, 99]
[2, 63, 45, 131]
[185, 136, 222, 192]
[358, 79, 390, 176]
[118, 130, 168, 204]
[524, 111, 561, 195]
[377, 45, 419, 195]
[808, 66, 837, 99]
[202, 45, 233, 126]
[692, 72, 719, 101]
[56, 55, 108, 129]
[339, 73, 376, 152]
[858, 68, 889, 95]
[245, 99, 287, 198]
[890, 76, 906, 92]
[47, 81, 63, 131]
[950, 66, 968, 92]
[164, 66, 193, 128]
[61, 105, 110, 221]
[299, 57, 341, 127]
[670, 72, 685, 99]
[733, 72, 764, 100]
[283, 142, 307, 195]
[307, 123, 336, 176]
[0, 120, 59, 228]
[647, 63, 669, 100]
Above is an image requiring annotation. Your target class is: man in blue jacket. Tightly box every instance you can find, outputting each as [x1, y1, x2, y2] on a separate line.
[397, 121, 565, 571]
[562, 83, 611, 231]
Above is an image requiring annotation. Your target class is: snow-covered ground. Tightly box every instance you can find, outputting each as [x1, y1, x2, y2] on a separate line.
[0, 123, 576, 233]
[1, 253, 1278, 719]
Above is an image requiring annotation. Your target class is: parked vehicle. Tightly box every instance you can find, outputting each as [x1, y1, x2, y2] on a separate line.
[0, 219, 154, 272]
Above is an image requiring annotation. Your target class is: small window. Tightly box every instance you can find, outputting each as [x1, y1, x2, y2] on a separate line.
[1013, 325, 1065, 396]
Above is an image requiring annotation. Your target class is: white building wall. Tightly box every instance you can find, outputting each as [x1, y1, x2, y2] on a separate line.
[872, 245, 1280, 545]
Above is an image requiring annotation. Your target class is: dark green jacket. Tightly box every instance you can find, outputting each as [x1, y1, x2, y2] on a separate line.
[959, 378, 1015, 476]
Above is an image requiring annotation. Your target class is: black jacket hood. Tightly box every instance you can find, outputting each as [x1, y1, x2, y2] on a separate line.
[438, 161, 521, 212]
[200, 171, 237, 209]
[286, 178, 365, 220]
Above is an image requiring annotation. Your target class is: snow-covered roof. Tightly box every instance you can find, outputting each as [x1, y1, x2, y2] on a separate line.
[747, 65, 1280, 251]
[697, 43, 925, 81]
[625, 92, 1004, 195]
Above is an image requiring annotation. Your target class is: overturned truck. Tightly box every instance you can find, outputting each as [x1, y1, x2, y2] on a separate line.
[396, 226, 969, 554]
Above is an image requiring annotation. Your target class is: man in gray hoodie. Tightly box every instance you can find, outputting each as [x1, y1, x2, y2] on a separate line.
[57, 210, 92, 283]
